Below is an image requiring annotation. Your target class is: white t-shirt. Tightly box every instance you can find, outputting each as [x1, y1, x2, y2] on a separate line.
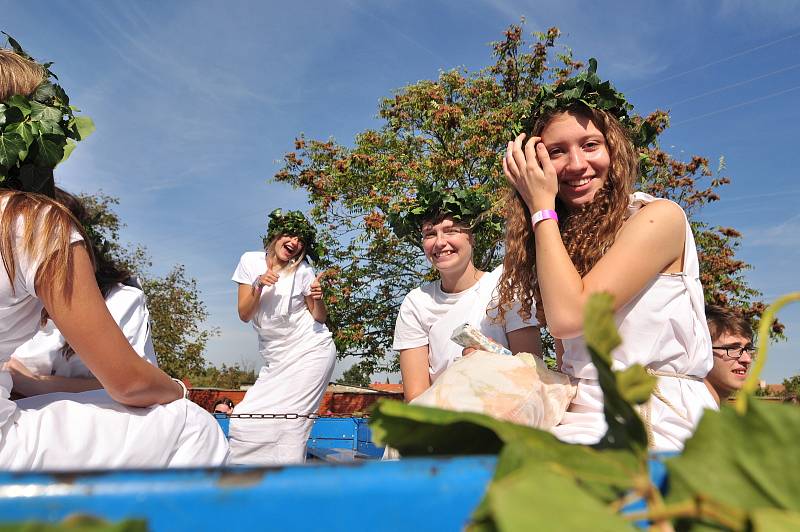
[231, 252, 315, 326]
[12, 283, 158, 379]
[393, 265, 533, 382]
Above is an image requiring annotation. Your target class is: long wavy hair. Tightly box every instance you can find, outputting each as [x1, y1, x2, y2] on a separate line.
[495, 104, 639, 327]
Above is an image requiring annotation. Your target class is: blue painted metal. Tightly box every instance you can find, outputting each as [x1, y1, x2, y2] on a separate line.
[0, 456, 496, 532]
[307, 417, 383, 459]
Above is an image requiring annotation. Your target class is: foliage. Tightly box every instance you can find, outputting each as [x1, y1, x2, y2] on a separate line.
[77, 192, 219, 379]
[0, 33, 95, 194]
[338, 360, 374, 387]
[386, 181, 500, 246]
[142, 265, 218, 378]
[263, 208, 321, 262]
[275, 23, 771, 380]
[371, 292, 800, 531]
[187, 362, 257, 389]
[782, 375, 800, 398]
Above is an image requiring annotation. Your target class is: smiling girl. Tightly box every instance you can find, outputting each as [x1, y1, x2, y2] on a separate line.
[229, 209, 335, 465]
[390, 185, 541, 402]
[498, 60, 717, 451]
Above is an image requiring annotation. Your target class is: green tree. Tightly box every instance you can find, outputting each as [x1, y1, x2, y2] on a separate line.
[78, 191, 218, 379]
[275, 24, 774, 380]
[187, 363, 258, 389]
[338, 362, 373, 388]
[783, 375, 800, 398]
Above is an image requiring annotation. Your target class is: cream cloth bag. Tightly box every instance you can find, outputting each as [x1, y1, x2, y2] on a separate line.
[411, 350, 576, 428]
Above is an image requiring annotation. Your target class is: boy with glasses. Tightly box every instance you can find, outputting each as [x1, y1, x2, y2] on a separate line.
[704, 305, 755, 405]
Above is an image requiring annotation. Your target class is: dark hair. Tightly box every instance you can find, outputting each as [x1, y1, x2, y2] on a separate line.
[54, 187, 133, 358]
[705, 304, 753, 342]
[213, 398, 234, 409]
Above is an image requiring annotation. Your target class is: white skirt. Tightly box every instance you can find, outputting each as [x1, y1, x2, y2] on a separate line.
[0, 389, 229, 470]
[551, 375, 718, 452]
[228, 340, 336, 466]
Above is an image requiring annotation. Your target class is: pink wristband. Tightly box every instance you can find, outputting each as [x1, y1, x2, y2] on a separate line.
[531, 209, 558, 228]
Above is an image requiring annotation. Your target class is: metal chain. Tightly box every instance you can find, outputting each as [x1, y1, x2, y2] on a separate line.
[217, 412, 371, 419]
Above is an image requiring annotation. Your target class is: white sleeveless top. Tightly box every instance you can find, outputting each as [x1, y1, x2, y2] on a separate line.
[553, 192, 717, 451]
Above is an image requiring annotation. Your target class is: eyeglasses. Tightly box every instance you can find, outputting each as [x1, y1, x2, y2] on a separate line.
[421, 227, 467, 242]
[712, 345, 755, 360]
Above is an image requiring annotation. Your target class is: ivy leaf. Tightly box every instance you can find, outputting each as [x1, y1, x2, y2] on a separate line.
[70, 115, 96, 140]
[32, 133, 65, 167]
[666, 400, 800, 516]
[4, 95, 32, 117]
[0, 130, 26, 170]
[30, 100, 63, 122]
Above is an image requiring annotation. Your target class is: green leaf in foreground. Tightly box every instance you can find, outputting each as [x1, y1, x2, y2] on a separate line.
[584, 293, 652, 454]
[750, 508, 800, 532]
[666, 400, 800, 514]
[487, 459, 636, 531]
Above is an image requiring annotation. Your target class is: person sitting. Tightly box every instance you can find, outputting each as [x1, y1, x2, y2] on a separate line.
[213, 397, 235, 415]
[7, 188, 158, 398]
[704, 304, 754, 405]
[389, 183, 542, 403]
[0, 41, 228, 470]
[499, 59, 717, 451]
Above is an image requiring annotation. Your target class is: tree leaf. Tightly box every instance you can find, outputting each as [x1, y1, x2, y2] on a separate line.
[751, 508, 800, 531]
[615, 364, 657, 405]
[32, 133, 65, 167]
[584, 293, 649, 454]
[666, 400, 800, 514]
[486, 460, 637, 532]
[30, 100, 63, 122]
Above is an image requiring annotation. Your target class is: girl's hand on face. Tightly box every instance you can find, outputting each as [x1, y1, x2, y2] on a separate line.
[309, 273, 324, 300]
[503, 133, 559, 212]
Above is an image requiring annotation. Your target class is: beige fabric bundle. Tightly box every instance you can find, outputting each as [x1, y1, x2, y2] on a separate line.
[411, 351, 577, 429]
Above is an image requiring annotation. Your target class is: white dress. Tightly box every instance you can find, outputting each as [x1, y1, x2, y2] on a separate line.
[228, 252, 336, 465]
[0, 196, 229, 470]
[12, 282, 158, 379]
[551, 193, 718, 451]
[393, 265, 532, 383]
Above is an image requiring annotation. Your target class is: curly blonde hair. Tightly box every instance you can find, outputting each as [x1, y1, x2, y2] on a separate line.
[495, 104, 638, 327]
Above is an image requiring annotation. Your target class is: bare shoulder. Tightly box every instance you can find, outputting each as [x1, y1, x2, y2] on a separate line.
[622, 199, 685, 237]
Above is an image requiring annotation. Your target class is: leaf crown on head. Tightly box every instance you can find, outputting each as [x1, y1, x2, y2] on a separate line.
[387, 181, 498, 242]
[524, 58, 655, 148]
[0, 33, 95, 196]
[262, 208, 320, 262]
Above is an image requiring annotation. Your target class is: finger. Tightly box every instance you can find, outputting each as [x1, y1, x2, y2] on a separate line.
[511, 134, 530, 176]
[504, 141, 520, 181]
[523, 136, 543, 172]
[462, 347, 477, 357]
[535, 141, 556, 176]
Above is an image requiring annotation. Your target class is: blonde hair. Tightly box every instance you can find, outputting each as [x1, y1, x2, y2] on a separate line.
[496, 104, 638, 326]
[265, 234, 307, 273]
[0, 48, 44, 101]
[0, 190, 91, 302]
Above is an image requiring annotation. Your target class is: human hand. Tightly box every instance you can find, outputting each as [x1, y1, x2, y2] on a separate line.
[256, 269, 280, 288]
[503, 133, 558, 212]
[460, 335, 501, 357]
[309, 273, 324, 300]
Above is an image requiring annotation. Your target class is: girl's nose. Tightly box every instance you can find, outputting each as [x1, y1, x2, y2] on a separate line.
[565, 148, 589, 173]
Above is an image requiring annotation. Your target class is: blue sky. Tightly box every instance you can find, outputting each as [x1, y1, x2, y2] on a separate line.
[4, 1, 799, 383]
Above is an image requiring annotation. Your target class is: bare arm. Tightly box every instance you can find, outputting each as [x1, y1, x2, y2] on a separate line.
[38, 243, 182, 407]
[507, 326, 543, 357]
[399, 345, 431, 402]
[6, 357, 101, 396]
[505, 135, 685, 338]
[237, 283, 263, 322]
[304, 272, 327, 323]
